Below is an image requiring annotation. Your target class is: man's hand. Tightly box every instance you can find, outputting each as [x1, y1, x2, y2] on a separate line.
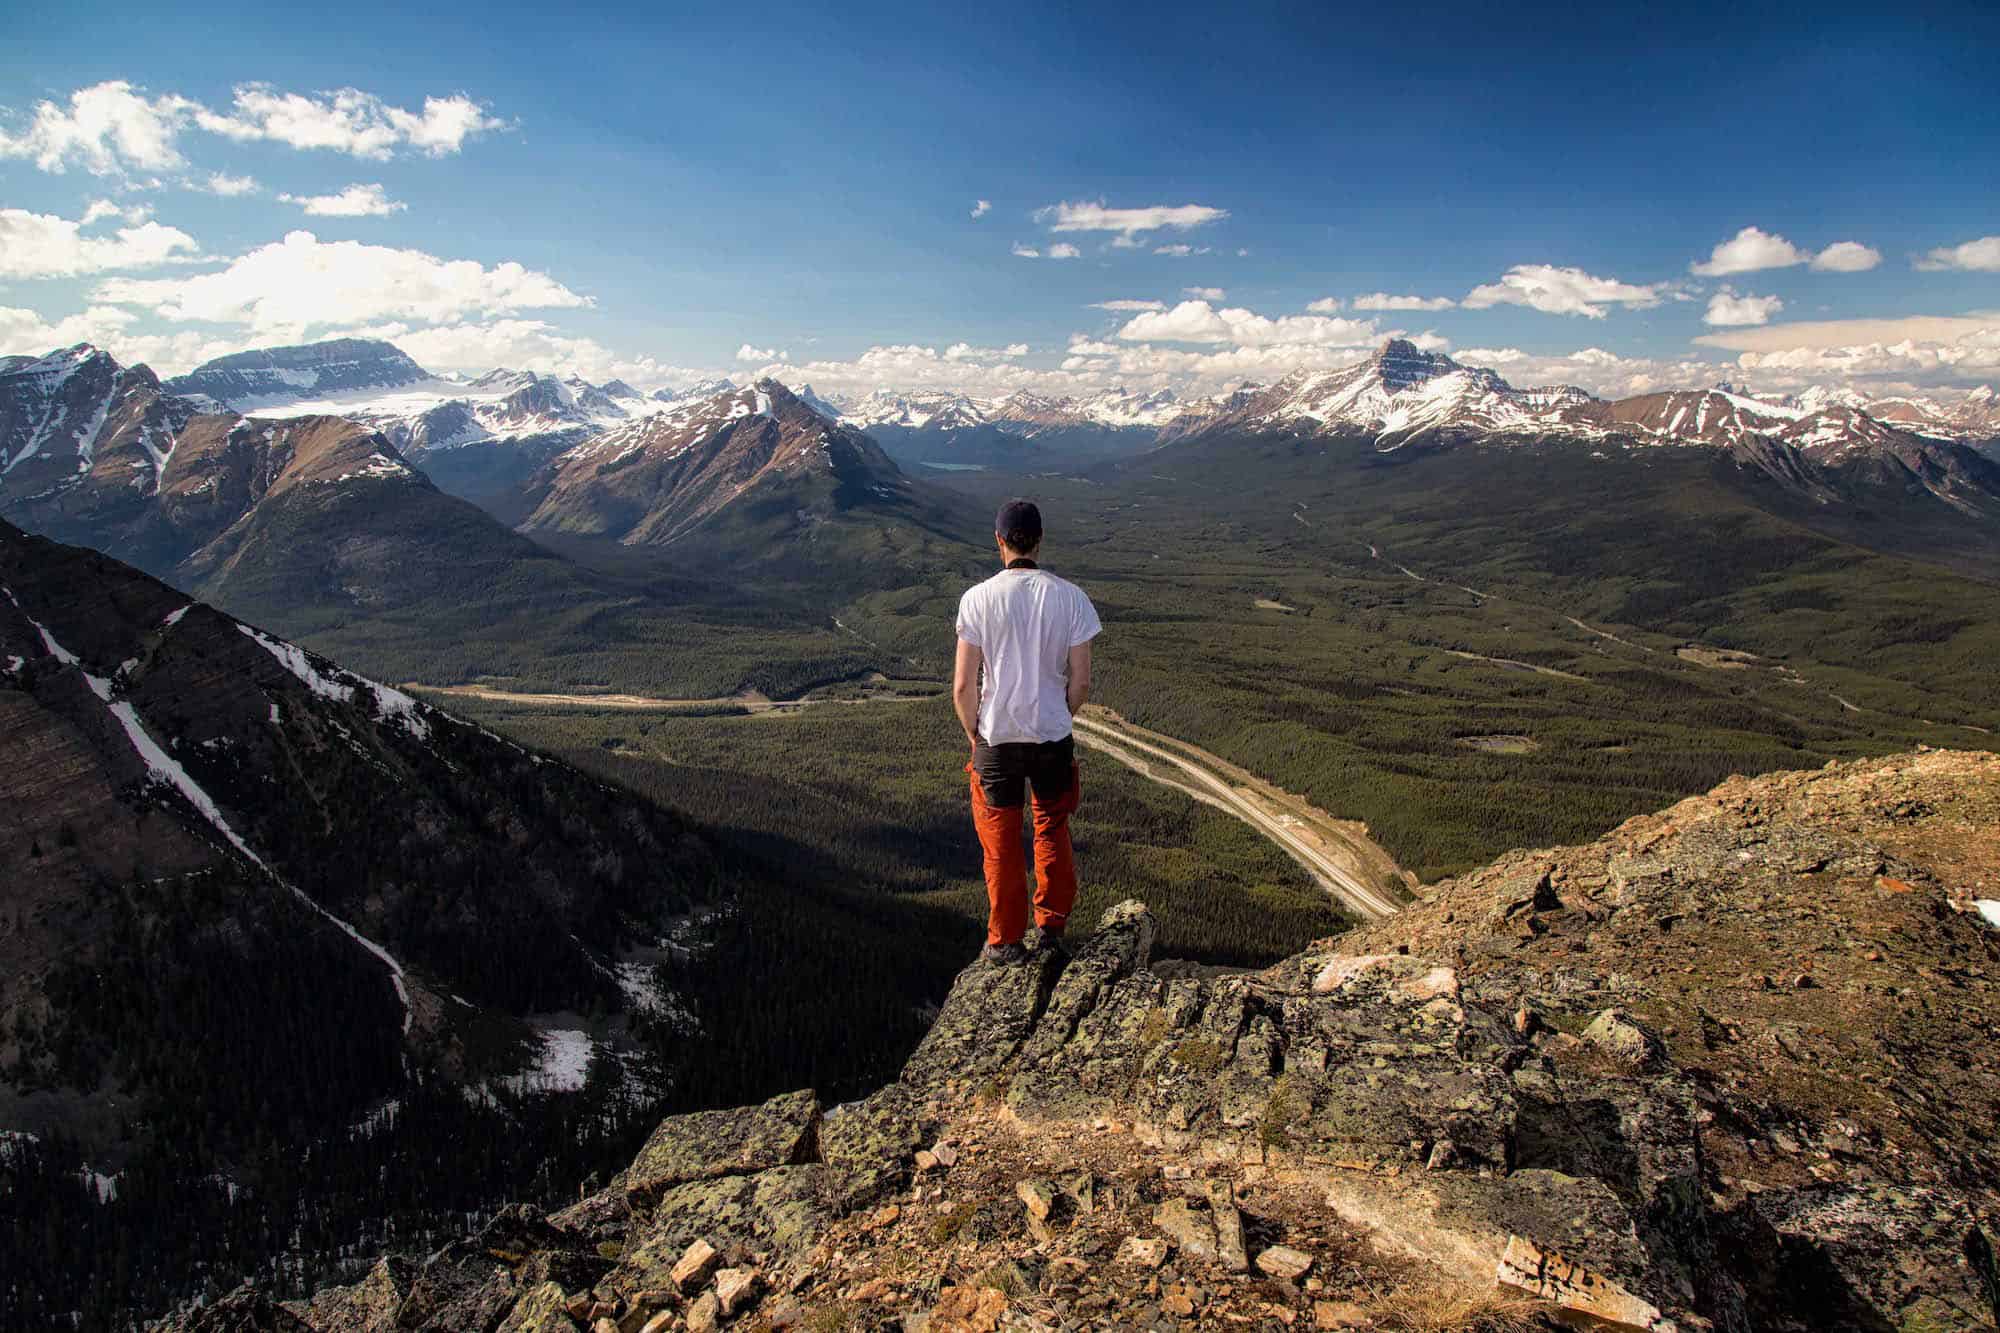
[953, 638, 984, 749]
[1066, 640, 1092, 716]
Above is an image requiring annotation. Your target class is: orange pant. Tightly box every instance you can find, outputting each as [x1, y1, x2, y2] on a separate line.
[968, 759, 1080, 947]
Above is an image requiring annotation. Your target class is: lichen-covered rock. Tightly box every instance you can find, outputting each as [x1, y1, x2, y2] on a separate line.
[289, 1256, 412, 1332]
[616, 1167, 831, 1294]
[494, 1282, 580, 1333]
[154, 1286, 315, 1332]
[624, 1089, 820, 1208]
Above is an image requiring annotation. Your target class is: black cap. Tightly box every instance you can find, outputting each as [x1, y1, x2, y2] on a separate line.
[996, 499, 1042, 551]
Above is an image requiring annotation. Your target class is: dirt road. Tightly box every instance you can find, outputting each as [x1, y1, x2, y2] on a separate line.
[1071, 708, 1410, 921]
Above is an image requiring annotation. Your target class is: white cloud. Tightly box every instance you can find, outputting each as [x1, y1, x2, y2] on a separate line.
[1463, 265, 1669, 318]
[0, 79, 504, 177]
[1011, 242, 1040, 258]
[0, 302, 239, 373]
[1810, 241, 1881, 272]
[198, 172, 261, 197]
[1153, 244, 1210, 257]
[343, 319, 703, 390]
[970, 199, 991, 219]
[943, 341, 1029, 361]
[1690, 226, 1807, 276]
[80, 199, 148, 226]
[1915, 236, 2000, 273]
[1443, 345, 1725, 397]
[1352, 292, 1456, 311]
[1703, 289, 1784, 327]
[277, 182, 406, 217]
[1090, 299, 1165, 312]
[1688, 314, 2000, 388]
[0, 81, 195, 174]
[1405, 331, 1452, 353]
[736, 343, 786, 363]
[1692, 314, 2000, 352]
[1047, 242, 1081, 260]
[1183, 286, 1226, 300]
[1115, 299, 1379, 348]
[0, 207, 200, 279]
[1034, 200, 1228, 241]
[1305, 297, 1342, 313]
[195, 85, 504, 159]
[93, 230, 587, 337]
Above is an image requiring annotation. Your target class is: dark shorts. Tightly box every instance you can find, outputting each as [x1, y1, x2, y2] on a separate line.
[972, 734, 1076, 809]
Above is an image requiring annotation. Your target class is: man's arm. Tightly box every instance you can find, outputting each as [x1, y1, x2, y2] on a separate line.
[953, 638, 984, 745]
[1066, 640, 1091, 716]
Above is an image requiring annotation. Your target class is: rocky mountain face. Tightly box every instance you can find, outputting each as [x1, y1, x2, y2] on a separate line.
[163, 339, 430, 407]
[176, 749, 2000, 1332]
[0, 345, 592, 636]
[0, 520, 754, 1325]
[515, 380, 940, 565]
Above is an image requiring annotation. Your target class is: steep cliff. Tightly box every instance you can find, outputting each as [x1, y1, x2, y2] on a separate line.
[165, 750, 2000, 1332]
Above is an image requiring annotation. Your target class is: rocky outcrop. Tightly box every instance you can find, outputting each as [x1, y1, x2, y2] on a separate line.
[164, 751, 2000, 1332]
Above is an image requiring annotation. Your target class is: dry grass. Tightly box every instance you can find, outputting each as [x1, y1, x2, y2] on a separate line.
[1366, 1279, 1548, 1333]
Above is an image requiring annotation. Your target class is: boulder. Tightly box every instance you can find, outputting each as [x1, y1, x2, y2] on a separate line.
[625, 1090, 820, 1208]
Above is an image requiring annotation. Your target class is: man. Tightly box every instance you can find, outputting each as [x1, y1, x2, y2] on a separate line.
[953, 499, 1102, 965]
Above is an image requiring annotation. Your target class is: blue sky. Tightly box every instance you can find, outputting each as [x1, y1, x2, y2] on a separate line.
[3, 0, 1997, 399]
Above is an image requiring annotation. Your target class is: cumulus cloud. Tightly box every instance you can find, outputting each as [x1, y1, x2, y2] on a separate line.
[0, 207, 200, 279]
[1463, 265, 1669, 318]
[1034, 200, 1228, 242]
[1690, 226, 1807, 276]
[1305, 297, 1342, 313]
[1183, 286, 1226, 300]
[970, 199, 991, 219]
[277, 182, 406, 217]
[0, 79, 504, 177]
[1810, 241, 1881, 272]
[1153, 244, 1209, 257]
[1352, 292, 1456, 311]
[1442, 345, 1727, 397]
[1011, 242, 1041, 258]
[195, 85, 504, 158]
[1047, 242, 1081, 259]
[1115, 299, 1379, 348]
[196, 171, 261, 196]
[735, 343, 786, 363]
[1703, 289, 1784, 327]
[943, 341, 1028, 361]
[92, 230, 586, 337]
[80, 199, 146, 226]
[1090, 299, 1165, 311]
[1915, 236, 2000, 272]
[1685, 316, 2000, 389]
[0, 81, 196, 174]
[344, 318, 704, 390]
[0, 302, 239, 373]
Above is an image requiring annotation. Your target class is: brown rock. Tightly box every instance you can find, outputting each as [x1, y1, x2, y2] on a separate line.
[1255, 1245, 1313, 1280]
[1313, 1301, 1371, 1329]
[1153, 1198, 1218, 1264]
[1117, 1237, 1170, 1268]
[637, 1311, 673, 1333]
[930, 1284, 1008, 1332]
[1496, 1235, 1674, 1331]
[1016, 1178, 1057, 1221]
[684, 1290, 721, 1333]
[714, 1267, 759, 1317]
[670, 1239, 721, 1294]
[915, 1150, 940, 1171]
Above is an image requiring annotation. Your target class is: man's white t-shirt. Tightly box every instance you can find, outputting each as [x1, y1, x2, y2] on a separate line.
[956, 567, 1102, 745]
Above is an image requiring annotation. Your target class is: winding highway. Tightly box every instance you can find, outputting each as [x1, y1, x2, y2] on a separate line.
[1071, 711, 1408, 922]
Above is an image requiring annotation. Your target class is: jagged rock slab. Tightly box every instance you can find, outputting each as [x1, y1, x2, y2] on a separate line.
[624, 1089, 820, 1206]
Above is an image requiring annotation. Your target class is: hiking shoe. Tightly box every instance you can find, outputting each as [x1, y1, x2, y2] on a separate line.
[1026, 926, 1068, 958]
[980, 942, 1028, 966]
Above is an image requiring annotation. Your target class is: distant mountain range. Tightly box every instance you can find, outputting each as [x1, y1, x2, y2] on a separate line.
[1169, 339, 2000, 516]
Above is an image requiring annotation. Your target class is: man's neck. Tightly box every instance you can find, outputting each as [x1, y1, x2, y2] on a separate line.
[1003, 554, 1038, 570]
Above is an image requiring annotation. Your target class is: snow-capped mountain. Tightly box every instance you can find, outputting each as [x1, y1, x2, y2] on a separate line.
[163, 338, 429, 407]
[1174, 340, 2000, 515]
[842, 388, 990, 431]
[652, 376, 737, 404]
[0, 344, 199, 506]
[518, 379, 915, 551]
